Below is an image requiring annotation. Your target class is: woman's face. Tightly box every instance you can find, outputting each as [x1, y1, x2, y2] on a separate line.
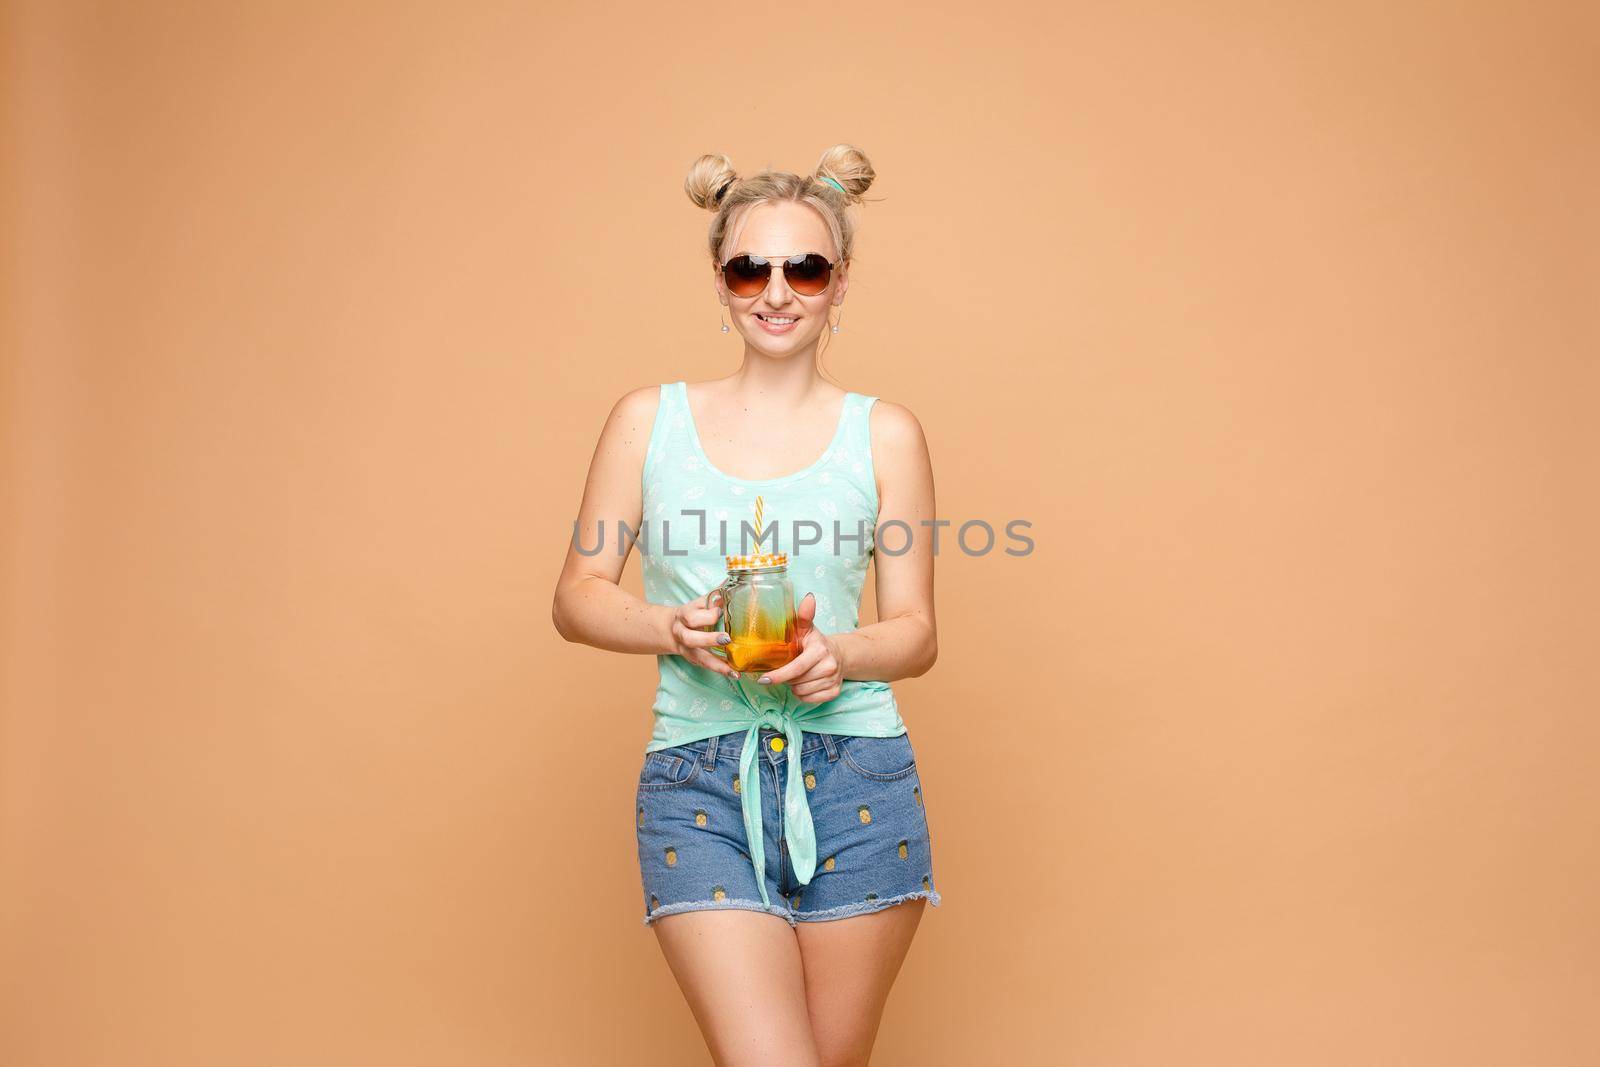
[715, 200, 848, 356]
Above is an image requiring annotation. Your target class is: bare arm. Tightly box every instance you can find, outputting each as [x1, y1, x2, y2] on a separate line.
[830, 400, 938, 682]
[550, 387, 739, 678]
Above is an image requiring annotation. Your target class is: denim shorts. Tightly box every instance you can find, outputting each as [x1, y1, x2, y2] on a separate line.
[635, 727, 942, 926]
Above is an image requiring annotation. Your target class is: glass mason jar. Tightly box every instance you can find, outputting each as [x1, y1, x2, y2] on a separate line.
[702, 552, 800, 673]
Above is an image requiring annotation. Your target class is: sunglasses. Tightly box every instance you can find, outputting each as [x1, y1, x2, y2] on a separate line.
[719, 253, 838, 298]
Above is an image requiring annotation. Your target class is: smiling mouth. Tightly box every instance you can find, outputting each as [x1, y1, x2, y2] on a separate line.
[756, 313, 799, 324]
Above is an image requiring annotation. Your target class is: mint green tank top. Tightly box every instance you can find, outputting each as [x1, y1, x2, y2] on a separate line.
[640, 380, 908, 906]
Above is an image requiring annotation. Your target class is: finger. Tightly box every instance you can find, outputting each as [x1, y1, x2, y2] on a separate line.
[677, 626, 731, 650]
[757, 644, 822, 686]
[686, 593, 725, 627]
[787, 672, 829, 694]
[771, 664, 822, 690]
[790, 680, 841, 703]
[792, 592, 817, 638]
[686, 648, 741, 679]
[677, 607, 722, 638]
[780, 640, 838, 680]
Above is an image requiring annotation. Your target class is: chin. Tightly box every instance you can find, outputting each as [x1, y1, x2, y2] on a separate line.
[750, 336, 815, 352]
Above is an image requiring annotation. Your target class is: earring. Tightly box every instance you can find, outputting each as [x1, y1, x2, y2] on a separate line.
[831, 308, 843, 334]
[719, 307, 730, 333]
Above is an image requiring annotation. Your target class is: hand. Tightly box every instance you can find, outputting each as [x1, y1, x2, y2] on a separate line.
[665, 589, 740, 680]
[755, 592, 845, 703]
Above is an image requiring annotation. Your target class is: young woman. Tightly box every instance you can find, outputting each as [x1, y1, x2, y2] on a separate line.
[552, 144, 941, 1066]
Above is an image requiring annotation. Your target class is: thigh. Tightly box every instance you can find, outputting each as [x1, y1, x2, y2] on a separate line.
[795, 900, 926, 1067]
[652, 910, 822, 1067]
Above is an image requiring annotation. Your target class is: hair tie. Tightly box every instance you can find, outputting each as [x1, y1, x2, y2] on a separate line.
[818, 175, 848, 195]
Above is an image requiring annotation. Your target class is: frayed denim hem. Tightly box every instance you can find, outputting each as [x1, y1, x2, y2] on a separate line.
[791, 887, 942, 924]
[643, 897, 799, 927]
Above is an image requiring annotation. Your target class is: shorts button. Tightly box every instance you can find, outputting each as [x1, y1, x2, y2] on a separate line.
[769, 737, 785, 752]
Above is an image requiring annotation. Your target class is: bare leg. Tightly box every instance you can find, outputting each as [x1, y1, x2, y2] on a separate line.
[794, 898, 927, 1067]
[651, 910, 823, 1067]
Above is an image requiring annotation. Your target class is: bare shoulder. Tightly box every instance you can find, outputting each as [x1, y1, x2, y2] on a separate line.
[610, 383, 663, 423]
[600, 384, 666, 449]
[866, 397, 931, 457]
[865, 397, 934, 509]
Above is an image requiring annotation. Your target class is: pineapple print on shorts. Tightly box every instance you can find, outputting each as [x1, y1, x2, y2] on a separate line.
[712, 885, 727, 903]
[822, 854, 837, 873]
[857, 804, 872, 825]
[694, 809, 709, 828]
[804, 771, 816, 791]
[732, 774, 741, 795]
[664, 846, 679, 868]
[897, 839, 909, 860]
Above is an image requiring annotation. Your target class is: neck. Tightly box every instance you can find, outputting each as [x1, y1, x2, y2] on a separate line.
[728, 345, 834, 409]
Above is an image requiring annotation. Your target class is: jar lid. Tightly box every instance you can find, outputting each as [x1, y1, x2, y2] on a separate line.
[726, 551, 787, 570]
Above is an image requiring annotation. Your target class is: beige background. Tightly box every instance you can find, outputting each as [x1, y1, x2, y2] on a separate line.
[3, 2, 1597, 1064]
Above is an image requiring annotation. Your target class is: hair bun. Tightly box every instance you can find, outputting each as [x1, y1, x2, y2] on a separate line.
[684, 153, 739, 212]
[813, 143, 875, 204]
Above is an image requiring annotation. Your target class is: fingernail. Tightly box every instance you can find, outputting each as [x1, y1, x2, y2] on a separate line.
[757, 676, 771, 685]
[729, 671, 741, 679]
[718, 634, 731, 644]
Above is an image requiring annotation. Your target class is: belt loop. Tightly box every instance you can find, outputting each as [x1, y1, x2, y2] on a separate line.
[820, 732, 839, 762]
[703, 733, 719, 769]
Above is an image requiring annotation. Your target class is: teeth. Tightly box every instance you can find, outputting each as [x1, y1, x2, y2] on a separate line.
[758, 315, 796, 324]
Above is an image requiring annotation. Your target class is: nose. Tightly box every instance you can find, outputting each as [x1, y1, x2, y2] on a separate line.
[764, 263, 794, 305]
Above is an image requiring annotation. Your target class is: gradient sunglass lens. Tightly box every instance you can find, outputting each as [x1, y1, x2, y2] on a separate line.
[722, 255, 771, 297]
[784, 254, 832, 295]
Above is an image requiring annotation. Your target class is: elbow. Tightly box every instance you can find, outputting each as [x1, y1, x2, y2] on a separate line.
[910, 628, 938, 677]
[553, 573, 607, 644]
[551, 590, 574, 642]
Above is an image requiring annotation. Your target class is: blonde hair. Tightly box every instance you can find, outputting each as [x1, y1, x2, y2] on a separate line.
[683, 144, 878, 265]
